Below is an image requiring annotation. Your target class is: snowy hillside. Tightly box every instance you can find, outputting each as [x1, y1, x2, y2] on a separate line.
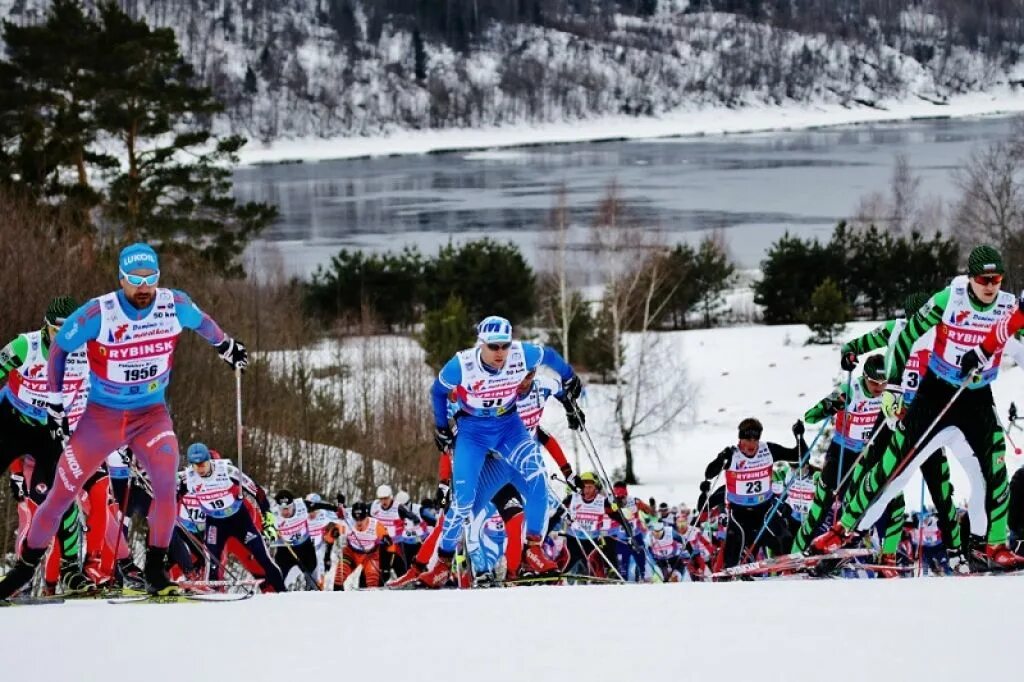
[3, 0, 1024, 153]
[3, 578, 1019, 681]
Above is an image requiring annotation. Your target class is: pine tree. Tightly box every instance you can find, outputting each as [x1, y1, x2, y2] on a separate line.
[420, 296, 474, 370]
[413, 28, 427, 82]
[805, 278, 849, 344]
[92, 2, 275, 274]
[692, 235, 735, 328]
[0, 0, 113, 219]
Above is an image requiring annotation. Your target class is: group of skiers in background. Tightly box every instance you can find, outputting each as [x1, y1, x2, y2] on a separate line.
[2, 241, 1024, 600]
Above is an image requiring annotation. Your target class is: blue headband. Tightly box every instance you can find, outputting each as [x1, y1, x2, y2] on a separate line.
[119, 243, 159, 275]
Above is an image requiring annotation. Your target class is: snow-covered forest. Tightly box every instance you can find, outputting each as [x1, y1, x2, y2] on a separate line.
[4, 0, 1024, 142]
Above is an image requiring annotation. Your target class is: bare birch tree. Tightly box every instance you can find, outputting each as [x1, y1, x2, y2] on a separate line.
[590, 184, 695, 483]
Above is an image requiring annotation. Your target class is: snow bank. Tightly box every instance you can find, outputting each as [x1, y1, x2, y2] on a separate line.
[2, 577, 1016, 681]
[236, 89, 1024, 165]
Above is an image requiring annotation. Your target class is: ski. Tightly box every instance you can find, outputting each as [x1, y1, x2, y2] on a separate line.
[0, 595, 66, 607]
[108, 591, 255, 605]
[710, 548, 872, 579]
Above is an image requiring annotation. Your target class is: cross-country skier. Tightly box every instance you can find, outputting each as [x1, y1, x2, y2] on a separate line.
[792, 355, 888, 552]
[0, 244, 250, 599]
[415, 316, 581, 587]
[180, 443, 286, 592]
[548, 471, 619, 577]
[835, 292, 963, 572]
[333, 501, 389, 589]
[813, 245, 1023, 569]
[272, 488, 330, 589]
[370, 484, 420, 580]
[0, 296, 91, 593]
[700, 418, 807, 569]
[607, 481, 653, 581]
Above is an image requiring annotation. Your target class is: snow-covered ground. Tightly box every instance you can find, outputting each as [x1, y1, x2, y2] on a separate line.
[3, 577, 1018, 681]
[236, 88, 1024, 165]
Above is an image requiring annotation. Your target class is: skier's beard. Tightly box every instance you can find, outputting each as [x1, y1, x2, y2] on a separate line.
[129, 290, 154, 309]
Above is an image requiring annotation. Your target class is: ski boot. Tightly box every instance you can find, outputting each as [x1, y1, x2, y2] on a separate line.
[59, 560, 97, 596]
[520, 535, 559, 579]
[143, 547, 180, 596]
[0, 545, 45, 600]
[874, 553, 902, 579]
[947, 549, 971, 575]
[973, 544, 1024, 572]
[387, 561, 425, 589]
[416, 553, 453, 589]
[808, 523, 852, 556]
[116, 558, 147, 591]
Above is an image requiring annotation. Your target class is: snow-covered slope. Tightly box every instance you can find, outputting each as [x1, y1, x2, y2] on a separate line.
[3, 578, 1018, 681]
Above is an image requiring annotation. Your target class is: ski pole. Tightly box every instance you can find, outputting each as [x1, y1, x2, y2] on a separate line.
[833, 414, 887, 493]
[993, 404, 1023, 455]
[830, 370, 853, 524]
[235, 368, 244, 477]
[743, 419, 828, 558]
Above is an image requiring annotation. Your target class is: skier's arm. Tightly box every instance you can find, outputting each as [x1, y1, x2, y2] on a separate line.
[547, 494, 573, 529]
[537, 427, 571, 473]
[432, 357, 462, 427]
[841, 320, 897, 357]
[0, 335, 28, 385]
[766, 441, 804, 464]
[804, 385, 849, 424]
[885, 289, 947, 384]
[703, 447, 732, 480]
[978, 304, 1024, 359]
[398, 504, 421, 525]
[172, 290, 227, 345]
[523, 342, 574, 382]
[48, 299, 102, 397]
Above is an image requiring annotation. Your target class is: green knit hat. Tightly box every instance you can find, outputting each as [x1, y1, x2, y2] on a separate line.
[44, 296, 78, 326]
[863, 354, 886, 382]
[967, 245, 1004, 276]
[903, 292, 930, 318]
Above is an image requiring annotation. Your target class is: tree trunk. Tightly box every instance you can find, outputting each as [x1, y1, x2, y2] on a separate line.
[622, 433, 638, 484]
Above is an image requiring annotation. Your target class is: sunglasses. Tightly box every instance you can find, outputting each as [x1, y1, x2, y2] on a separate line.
[486, 343, 511, 351]
[46, 317, 66, 328]
[738, 429, 762, 440]
[973, 274, 1003, 286]
[120, 269, 160, 287]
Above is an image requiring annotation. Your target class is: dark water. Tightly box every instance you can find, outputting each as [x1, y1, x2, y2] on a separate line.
[234, 116, 1014, 278]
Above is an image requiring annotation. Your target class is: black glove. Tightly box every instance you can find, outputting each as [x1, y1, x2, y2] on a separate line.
[563, 374, 583, 401]
[379, 533, 393, 548]
[565, 403, 585, 431]
[433, 425, 454, 452]
[822, 393, 847, 417]
[840, 351, 858, 372]
[959, 346, 989, 379]
[1010, 402, 1018, 423]
[435, 481, 451, 510]
[9, 473, 26, 501]
[335, 492, 346, 506]
[792, 420, 805, 437]
[699, 480, 711, 494]
[216, 336, 249, 371]
[46, 402, 69, 447]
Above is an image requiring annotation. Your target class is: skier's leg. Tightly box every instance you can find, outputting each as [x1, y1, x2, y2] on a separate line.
[793, 443, 840, 552]
[125, 405, 179, 549]
[920, 446, 963, 551]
